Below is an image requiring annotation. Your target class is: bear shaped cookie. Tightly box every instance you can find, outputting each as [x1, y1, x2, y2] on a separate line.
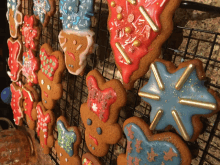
[80, 69, 126, 157]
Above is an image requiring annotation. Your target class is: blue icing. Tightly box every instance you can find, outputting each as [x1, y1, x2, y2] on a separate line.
[140, 62, 217, 139]
[1, 87, 12, 105]
[33, 0, 51, 24]
[57, 120, 77, 157]
[7, 0, 17, 19]
[124, 123, 181, 165]
[59, 0, 94, 31]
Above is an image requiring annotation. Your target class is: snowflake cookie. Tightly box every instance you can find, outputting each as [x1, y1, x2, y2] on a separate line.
[139, 59, 220, 141]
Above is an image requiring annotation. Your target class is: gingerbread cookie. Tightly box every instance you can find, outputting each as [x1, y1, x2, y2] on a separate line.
[33, 102, 55, 154]
[33, 0, 56, 27]
[22, 15, 41, 51]
[80, 69, 127, 157]
[118, 117, 191, 165]
[6, 0, 23, 38]
[139, 59, 220, 142]
[10, 82, 23, 126]
[55, 116, 81, 165]
[38, 43, 65, 110]
[82, 153, 101, 165]
[7, 37, 22, 82]
[107, 0, 181, 89]
[22, 49, 39, 86]
[22, 84, 39, 130]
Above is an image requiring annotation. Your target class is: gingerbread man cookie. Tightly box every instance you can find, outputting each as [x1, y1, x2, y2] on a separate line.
[33, 102, 55, 154]
[22, 49, 39, 86]
[38, 43, 65, 110]
[139, 59, 220, 141]
[10, 82, 23, 126]
[82, 153, 101, 165]
[6, 0, 23, 38]
[33, 0, 56, 27]
[22, 15, 41, 51]
[7, 37, 22, 82]
[22, 84, 39, 130]
[117, 117, 192, 165]
[107, 0, 181, 89]
[55, 116, 82, 165]
[59, 0, 95, 76]
[80, 69, 127, 157]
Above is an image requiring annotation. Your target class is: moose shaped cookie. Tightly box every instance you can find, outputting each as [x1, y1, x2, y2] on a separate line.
[33, 102, 55, 154]
[118, 117, 192, 165]
[38, 43, 65, 110]
[22, 84, 39, 130]
[80, 69, 127, 157]
[6, 0, 23, 38]
[55, 116, 82, 165]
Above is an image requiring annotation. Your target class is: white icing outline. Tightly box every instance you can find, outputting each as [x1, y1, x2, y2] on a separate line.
[7, 38, 22, 82]
[6, 0, 23, 38]
[58, 29, 95, 75]
[10, 83, 23, 125]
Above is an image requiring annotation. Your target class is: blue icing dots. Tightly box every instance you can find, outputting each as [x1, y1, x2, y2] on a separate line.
[124, 123, 181, 165]
[59, 0, 94, 31]
[57, 120, 77, 157]
[7, 0, 17, 19]
[140, 62, 217, 139]
[33, 0, 51, 24]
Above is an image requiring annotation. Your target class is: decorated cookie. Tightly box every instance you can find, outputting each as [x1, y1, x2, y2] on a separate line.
[33, 0, 56, 27]
[118, 117, 191, 165]
[55, 116, 81, 165]
[107, 0, 181, 89]
[33, 102, 55, 154]
[22, 49, 39, 86]
[22, 15, 41, 51]
[80, 69, 126, 157]
[10, 82, 23, 126]
[82, 153, 101, 165]
[38, 43, 65, 110]
[59, 30, 94, 76]
[59, 0, 94, 31]
[22, 84, 39, 130]
[6, 0, 23, 38]
[139, 59, 220, 142]
[7, 37, 22, 82]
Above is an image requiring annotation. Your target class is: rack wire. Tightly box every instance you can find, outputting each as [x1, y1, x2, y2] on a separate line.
[10, 0, 220, 164]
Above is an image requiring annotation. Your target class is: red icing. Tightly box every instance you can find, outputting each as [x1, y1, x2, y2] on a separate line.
[22, 49, 39, 85]
[82, 158, 94, 165]
[89, 134, 98, 146]
[44, 91, 48, 98]
[22, 15, 38, 50]
[108, 0, 169, 83]
[87, 76, 117, 123]
[127, 125, 134, 139]
[10, 83, 23, 125]
[22, 87, 34, 121]
[7, 39, 22, 82]
[39, 48, 59, 81]
[67, 51, 75, 61]
[36, 105, 51, 146]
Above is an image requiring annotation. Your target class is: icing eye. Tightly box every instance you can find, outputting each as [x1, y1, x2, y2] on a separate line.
[41, 79, 44, 85]
[97, 127, 102, 135]
[47, 85, 51, 90]
[87, 118, 92, 125]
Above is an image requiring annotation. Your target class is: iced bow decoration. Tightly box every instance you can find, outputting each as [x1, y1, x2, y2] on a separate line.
[87, 76, 117, 122]
[59, 0, 94, 31]
[39, 48, 59, 81]
[36, 105, 51, 146]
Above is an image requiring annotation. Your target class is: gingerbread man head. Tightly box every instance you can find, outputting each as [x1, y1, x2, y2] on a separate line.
[38, 43, 65, 110]
[80, 69, 127, 157]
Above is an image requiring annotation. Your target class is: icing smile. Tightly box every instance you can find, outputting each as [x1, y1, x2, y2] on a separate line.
[67, 51, 75, 61]
[89, 134, 98, 146]
[44, 91, 48, 97]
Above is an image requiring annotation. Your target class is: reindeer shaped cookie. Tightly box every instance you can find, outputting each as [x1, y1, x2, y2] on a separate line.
[80, 69, 126, 157]
[38, 43, 65, 110]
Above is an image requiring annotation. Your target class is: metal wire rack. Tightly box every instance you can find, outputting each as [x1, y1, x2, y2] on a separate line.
[7, 0, 220, 164]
